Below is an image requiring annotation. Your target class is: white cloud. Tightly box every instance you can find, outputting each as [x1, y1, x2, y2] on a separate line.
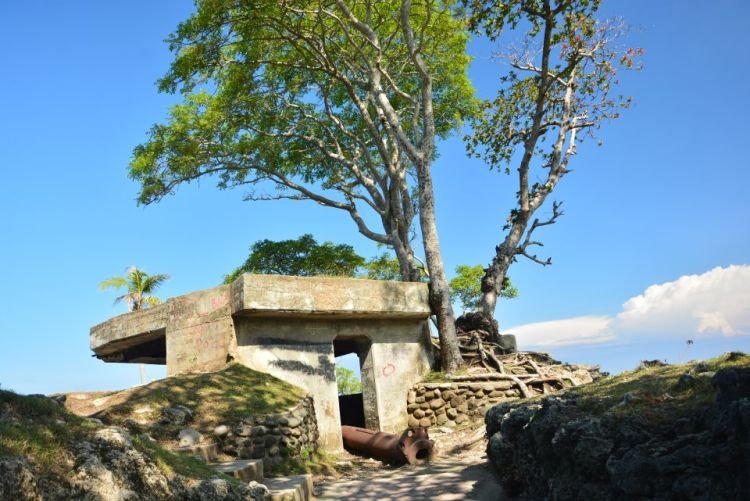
[506, 264, 750, 349]
[506, 316, 614, 347]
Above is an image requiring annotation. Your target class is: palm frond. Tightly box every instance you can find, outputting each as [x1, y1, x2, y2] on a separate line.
[98, 276, 128, 291]
[99, 266, 170, 312]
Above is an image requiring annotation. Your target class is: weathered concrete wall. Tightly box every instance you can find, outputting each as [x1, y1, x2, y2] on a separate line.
[166, 285, 235, 376]
[90, 304, 168, 359]
[91, 275, 433, 451]
[234, 317, 431, 450]
[232, 275, 431, 318]
[368, 324, 434, 433]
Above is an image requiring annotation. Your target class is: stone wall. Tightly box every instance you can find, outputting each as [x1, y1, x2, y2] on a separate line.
[407, 382, 521, 428]
[232, 396, 318, 469]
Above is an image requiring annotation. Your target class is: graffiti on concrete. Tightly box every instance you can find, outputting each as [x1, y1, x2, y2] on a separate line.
[270, 355, 336, 383]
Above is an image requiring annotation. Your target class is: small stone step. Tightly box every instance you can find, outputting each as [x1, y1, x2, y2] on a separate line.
[264, 474, 314, 501]
[172, 442, 219, 462]
[212, 459, 264, 483]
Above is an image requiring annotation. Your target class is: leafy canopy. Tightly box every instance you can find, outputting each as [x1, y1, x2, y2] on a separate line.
[223, 234, 365, 284]
[336, 367, 362, 395]
[361, 252, 402, 281]
[129, 0, 475, 208]
[450, 264, 517, 312]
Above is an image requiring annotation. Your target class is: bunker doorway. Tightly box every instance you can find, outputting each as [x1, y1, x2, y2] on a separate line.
[333, 335, 378, 430]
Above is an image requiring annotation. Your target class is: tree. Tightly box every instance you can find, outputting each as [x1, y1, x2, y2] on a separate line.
[98, 266, 170, 311]
[336, 367, 362, 395]
[223, 234, 365, 284]
[361, 252, 404, 281]
[450, 264, 517, 314]
[129, 0, 474, 371]
[465, 0, 641, 318]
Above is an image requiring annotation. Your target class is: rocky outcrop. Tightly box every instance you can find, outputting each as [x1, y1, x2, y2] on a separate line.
[485, 362, 750, 500]
[0, 426, 267, 501]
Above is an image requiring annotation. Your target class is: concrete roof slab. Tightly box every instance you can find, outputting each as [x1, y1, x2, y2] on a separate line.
[231, 275, 432, 318]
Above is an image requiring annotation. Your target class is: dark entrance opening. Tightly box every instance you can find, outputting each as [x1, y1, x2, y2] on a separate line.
[333, 335, 376, 429]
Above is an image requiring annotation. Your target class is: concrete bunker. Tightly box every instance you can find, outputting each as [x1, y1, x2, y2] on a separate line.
[90, 274, 434, 450]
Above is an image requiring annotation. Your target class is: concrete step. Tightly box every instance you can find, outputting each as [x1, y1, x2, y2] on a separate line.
[172, 442, 220, 462]
[212, 459, 264, 483]
[264, 474, 314, 501]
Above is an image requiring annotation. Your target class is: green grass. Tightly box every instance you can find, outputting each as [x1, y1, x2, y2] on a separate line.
[268, 447, 338, 477]
[421, 371, 451, 383]
[131, 434, 228, 479]
[563, 352, 750, 425]
[0, 390, 97, 473]
[98, 363, 304, 439]
[1, 364, 307, 484]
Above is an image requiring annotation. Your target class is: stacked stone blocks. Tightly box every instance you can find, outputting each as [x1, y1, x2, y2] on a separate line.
[406, 382, 521, 428]
[234, 396, 318, 469]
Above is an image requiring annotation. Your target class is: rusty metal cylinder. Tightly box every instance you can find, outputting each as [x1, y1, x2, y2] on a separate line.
[341, 425, 436, 465]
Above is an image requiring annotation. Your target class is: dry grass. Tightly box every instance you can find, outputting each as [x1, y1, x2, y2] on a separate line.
[565, 352, 750, 424]
[96, 363, 304, 434]
[0, 391, 96, 474]
[1, 363, 306, 482]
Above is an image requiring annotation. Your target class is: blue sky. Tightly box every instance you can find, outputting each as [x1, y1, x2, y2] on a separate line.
[1, 1, 748, 394]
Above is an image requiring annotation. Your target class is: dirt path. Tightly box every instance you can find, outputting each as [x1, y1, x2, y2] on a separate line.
[314, 427, 505, 500]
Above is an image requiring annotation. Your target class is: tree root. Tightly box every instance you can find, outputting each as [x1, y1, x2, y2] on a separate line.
[448, 327, 597, 398]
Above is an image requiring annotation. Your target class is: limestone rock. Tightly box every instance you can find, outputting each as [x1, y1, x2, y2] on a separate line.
[429, 398, 446, 410]
[407, 390, 416, 404]
[286, 417, 301, 428]
[161, 405, 193, 426]
[178, 428, 202, 447]
[484, 367, 750, 500]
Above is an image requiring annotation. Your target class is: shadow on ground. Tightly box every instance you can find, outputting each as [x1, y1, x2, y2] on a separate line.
[316, 459, 504, 500]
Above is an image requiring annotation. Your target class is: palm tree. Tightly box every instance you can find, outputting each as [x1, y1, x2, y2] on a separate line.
[98, 266, 170, 312]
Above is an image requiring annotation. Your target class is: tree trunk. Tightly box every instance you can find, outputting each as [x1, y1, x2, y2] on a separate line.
[480, 218, 528, 319]
[416, 159, 462, 373]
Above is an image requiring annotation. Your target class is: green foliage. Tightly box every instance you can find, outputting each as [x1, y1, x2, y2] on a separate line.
[361, 252, 402, 281]
[98, 266, 170, 311]
[450, 265, 517, 312]
[129, 0, 475, 208]
[335, 367, 362, 395]
[466, 0, 640, 177]
[223, 234, 365, 283]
